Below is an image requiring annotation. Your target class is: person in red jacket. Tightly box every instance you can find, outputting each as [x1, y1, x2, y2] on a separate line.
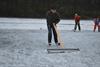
[74, 13, 81, 32]
[93, 17, 100, 32]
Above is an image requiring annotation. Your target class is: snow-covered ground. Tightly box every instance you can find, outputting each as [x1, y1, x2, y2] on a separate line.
[0, 18, 100, 67]
[0, 17, 94, 31]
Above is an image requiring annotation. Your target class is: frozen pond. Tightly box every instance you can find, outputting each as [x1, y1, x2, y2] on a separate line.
[0, 18, 94, 31]
[0, 18, 100, 67]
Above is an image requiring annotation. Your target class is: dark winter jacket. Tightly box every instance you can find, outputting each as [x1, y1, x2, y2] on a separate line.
[94, 18, 100, 25]
[46, 10, 60, 25]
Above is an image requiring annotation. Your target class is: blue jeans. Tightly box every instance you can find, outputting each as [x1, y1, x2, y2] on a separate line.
[74, 22, 81, 31]
[47, 24, 58, 43]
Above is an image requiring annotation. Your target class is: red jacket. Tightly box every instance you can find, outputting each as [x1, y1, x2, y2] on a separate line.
[75, 16, 80, 22]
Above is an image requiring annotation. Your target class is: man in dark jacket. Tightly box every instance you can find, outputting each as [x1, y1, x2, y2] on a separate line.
[46, 7, 60, 46]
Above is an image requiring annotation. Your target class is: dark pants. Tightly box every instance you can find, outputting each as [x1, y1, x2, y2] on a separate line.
[74, 22, 81, 31]
[94, 24, 100, 32]
[98, 25, 100, 32]
[47, 23, 58, 43]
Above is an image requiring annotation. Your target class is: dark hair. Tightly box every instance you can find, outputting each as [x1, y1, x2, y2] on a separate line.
[49, 5, 56, 10]
[51, 7, 56, 10]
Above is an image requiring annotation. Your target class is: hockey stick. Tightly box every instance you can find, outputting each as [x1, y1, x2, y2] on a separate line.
[53, 23, 64, 48]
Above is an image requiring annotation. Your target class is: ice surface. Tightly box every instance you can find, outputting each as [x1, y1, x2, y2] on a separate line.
[0, 18, 100, 67]
[0, 18, 94, 31]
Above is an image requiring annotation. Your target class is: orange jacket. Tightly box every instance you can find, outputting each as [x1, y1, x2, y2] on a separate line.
[75, 16, 80, 22]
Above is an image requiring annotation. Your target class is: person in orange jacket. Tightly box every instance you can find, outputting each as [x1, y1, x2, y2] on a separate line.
[93, 17, 100, 32]
[74, 13, 81, 32]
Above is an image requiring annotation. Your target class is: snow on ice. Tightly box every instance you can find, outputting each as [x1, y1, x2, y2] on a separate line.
[0, 18, 100, 67]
